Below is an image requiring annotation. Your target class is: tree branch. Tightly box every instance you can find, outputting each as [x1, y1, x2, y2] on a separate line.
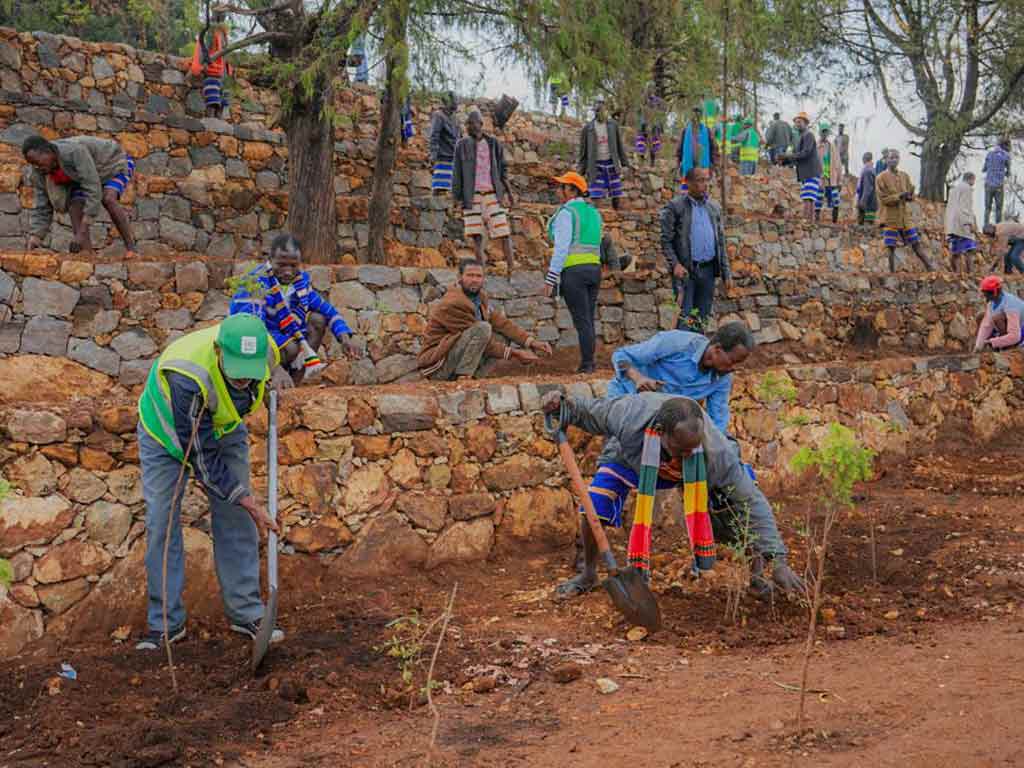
[207, 29, 293, 62]
[212, 0, 294, 15]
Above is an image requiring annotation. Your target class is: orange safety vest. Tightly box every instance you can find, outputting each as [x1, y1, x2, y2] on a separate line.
[189, 27, 231, 78]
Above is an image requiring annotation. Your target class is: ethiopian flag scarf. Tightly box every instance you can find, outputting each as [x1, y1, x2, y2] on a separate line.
[627, 428, 716, 576]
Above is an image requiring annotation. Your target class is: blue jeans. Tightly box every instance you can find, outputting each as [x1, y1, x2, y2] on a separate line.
[1005, 240, 1024, 274]
[139, 424, 264, 633]
[675, 260, 717, 330]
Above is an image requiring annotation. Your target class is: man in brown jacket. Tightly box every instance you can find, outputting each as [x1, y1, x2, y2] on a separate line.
[418, 259, 553, 380]
[875, 149, 933, 272]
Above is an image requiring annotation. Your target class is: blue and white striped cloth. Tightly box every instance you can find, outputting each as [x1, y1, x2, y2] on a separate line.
[431, 160, 454, 192]
[800, 177, 822, 205]
[70, 155, 135, 201]
[203, 76, 228, 110]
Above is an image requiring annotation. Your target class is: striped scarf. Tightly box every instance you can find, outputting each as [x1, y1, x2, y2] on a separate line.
[627, 428, 716, 576]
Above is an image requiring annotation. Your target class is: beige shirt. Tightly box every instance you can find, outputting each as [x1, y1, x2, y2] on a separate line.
[994, 221, 1024, 254]
[875, 169, 916, 229]
[595, 121, 611, 162]
[944, 180, 977, 239]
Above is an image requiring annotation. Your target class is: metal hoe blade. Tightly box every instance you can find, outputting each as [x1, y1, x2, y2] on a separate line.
[252, 389, 280, 672]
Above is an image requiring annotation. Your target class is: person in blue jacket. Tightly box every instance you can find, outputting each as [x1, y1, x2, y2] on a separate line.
[230, 234, 361, 385]
[606, 321, 754, 434]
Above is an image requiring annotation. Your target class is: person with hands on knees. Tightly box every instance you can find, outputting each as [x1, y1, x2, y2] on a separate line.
[544, 171, 603, 374]
[136, 314, 283, 651]
[230, 234, 361, 387]
[660, 166, 730, 332]
[22, 134, 138, 258]
[543, 390, 805, 601]
[419, 259, 552, 380]
[974, 275, 1024, 352]
[607, 321, 754, 434]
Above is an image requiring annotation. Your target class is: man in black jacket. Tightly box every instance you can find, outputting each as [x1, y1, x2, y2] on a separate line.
[429, 91, 461, 195]
[453, 110, 515, 271]
[578, 98, 630, 210]
[775, 111, 821, 221]
[660, 166, 730, 332]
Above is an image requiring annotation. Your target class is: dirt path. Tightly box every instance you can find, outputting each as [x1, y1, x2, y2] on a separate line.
[2, 444, 1022, 768]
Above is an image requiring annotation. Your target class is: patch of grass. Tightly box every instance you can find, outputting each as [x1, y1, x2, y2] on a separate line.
[756, 371, 797, 405]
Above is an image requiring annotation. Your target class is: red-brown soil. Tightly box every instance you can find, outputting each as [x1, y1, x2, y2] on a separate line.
[2, 442, 1022, 767]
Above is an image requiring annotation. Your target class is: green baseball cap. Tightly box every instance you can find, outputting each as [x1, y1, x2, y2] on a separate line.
[217, 314, 270, 381]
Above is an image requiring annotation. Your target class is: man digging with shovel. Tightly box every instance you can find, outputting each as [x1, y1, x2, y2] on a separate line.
[135, 314, 283, 651]
[542, 391, 804, 603]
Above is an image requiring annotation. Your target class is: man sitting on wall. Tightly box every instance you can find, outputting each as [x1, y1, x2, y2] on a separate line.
[418, 259, 552, 380]
[230, 234, 361, 387]
[22, 134, 138, 258]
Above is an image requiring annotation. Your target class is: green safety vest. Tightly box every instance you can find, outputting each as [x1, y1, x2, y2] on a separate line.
[725, 121, 742, 153]
[547, 198, 603, 268]
[137, 323, 279, 461]
[739, 128, 760, 162]
[702, 99, 719, 132]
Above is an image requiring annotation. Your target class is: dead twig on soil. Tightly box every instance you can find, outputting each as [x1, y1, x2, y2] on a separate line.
[423, 583, 458, 768]
[771, 680, 845, 702]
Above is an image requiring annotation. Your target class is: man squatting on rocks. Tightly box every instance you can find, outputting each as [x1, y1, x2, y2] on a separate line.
[230, 234, 361, 387]
[23, 134, 138, 258]
[418, 258, 552, 380]
[136, 314, 281, 650]
[453, 110, 516, 272]
[875, 149, 933, 272]
[544, 391, 805, 598]
[974, 275, 1024, 352]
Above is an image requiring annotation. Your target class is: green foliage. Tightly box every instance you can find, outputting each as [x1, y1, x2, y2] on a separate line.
[376, 613, 425, 687]
[756, 371, 797, 405]
[790, 423, 875, 509]
[784, 413, 811, 428]
[223, 269, 267, 301]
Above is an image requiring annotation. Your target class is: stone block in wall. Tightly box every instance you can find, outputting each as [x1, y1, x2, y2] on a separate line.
[378, 393, 438, 431]
[175, 262, 209, 294]
[161, 195, 192, 222]
[226, 158, 251, 179]
[377, 287, 419, 313]
[375, 354, 420, 384]
[0, 269, 16, 304]
[623, 293, 655, 312]
[119, 358, 154, 387]
[0, 319, 22, 353]
[110, 329, 157, 360]
[357, 265, 402, 288]
[20, 316, 71, 356]
[0, 212, 23, 238]
[160, 219, 197, 250]
[128, 262, 173, 290]
[437, 389, 486, 424]
[329, 281, 375, 310]
[485, 385, 520, 415]
[68, 338, 120, 376]
[0, 39, 22, 70]
[156, 308, 192, 330]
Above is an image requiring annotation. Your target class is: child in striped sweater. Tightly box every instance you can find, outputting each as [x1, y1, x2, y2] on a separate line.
[230, 234, 360, 385]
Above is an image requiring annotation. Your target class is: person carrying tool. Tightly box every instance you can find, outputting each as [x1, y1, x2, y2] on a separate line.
[135, 314, 282, 651]
[543, 390, 804, 600]
[974, 275, 1024, 351]
[607, 321, 754, 433]
[229, 234, 360, 387]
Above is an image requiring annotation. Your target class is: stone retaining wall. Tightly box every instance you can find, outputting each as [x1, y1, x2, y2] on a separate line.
[0, 250, 1018, 391]
[0, 26, 946, 268]
[1, 352, 1022, 654]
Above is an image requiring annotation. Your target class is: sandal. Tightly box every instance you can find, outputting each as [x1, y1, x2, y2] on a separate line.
[554, 573, 598, 601]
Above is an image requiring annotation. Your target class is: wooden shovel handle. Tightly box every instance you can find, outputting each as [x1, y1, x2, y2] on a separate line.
[557, 438, 614, 559]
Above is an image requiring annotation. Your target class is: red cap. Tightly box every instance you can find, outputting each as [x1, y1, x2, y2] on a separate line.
[979, 275, 1002, 293]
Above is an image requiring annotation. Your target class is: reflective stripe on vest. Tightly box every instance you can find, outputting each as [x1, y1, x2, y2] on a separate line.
[740, 146, 759, 162]
[547, 199, 602, 268]
[137, 324, 277, 460]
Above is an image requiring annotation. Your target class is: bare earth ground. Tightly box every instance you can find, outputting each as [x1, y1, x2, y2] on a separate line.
[2, 442, 1023, 768]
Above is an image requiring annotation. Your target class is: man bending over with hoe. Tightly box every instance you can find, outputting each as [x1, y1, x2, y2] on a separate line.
[542, 390, 804, 599]
[230, 234, 361, 386]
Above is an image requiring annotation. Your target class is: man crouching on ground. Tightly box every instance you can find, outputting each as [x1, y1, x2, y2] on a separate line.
[419, 258, 552, 380]
[542, 390, 805, 599]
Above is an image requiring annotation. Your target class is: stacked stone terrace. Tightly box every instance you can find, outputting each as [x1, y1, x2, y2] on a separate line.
[2, 27, 1023, 655]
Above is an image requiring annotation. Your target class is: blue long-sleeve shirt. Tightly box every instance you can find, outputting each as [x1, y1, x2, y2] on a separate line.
[229, 265, 351, 350]
[689, 199, 716, 263]
[606, 330, 734, 432]
[167, 372, 252, 503]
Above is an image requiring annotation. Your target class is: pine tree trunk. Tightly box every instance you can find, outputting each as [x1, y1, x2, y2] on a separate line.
[285, 83, 338, 264]
[366, 2, 409, 265]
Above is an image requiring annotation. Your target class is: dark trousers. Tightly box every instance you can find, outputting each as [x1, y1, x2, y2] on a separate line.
[985, 186, 1004, 227]
[674, 261, 716, 331]
[1006, 240, 1024, 274]
[560, 263, 601, 370]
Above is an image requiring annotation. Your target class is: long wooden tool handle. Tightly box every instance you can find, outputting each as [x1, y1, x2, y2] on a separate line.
[267, 389, 279, 590]
[557, 437, 615, 559]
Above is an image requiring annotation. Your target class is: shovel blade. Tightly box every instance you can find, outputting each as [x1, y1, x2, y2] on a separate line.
[603, 567, 661, 632]
[251, 585, 278, 672]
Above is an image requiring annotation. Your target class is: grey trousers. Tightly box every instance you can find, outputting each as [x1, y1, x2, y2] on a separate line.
[138, 424, 264, 632]
[430, 321, 498, 380]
